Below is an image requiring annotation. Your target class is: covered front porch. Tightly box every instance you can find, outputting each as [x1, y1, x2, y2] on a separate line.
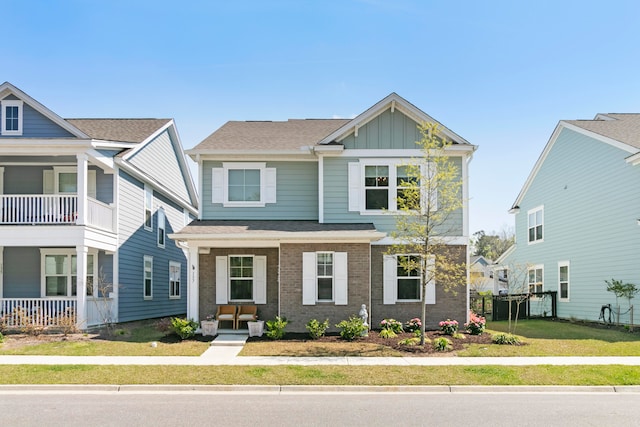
[0, 246, 116, 330]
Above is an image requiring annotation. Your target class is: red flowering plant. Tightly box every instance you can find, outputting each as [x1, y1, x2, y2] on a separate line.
[438, 319, 459, 336]
[465, 311, 486, 335]
[405, 317, 422, 333]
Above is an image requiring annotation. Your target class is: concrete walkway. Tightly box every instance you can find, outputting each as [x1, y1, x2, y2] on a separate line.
[1, 333, 640, 366]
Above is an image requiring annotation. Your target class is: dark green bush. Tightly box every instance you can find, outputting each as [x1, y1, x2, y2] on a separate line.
[492, 332, 522, 345]
[266, 316, 288, 340]
[170, 317, 199, 340]
[305, 318, 329, 339]
[336, 316, 367, 341]
[433, 337, 452, 352]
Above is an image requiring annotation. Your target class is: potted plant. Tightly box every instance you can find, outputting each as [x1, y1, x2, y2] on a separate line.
[247, 316, 264, 337]
[200, 314, 218, 337]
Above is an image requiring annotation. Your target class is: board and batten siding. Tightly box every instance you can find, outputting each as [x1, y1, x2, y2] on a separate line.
[322, 156, 464, 236]
[127, 129, 191, 204]
[0, 95, 75, 139]
[502, 127, 640, 322]
[341, 109, 423, 150]
[201, 160, 319, 220]
[117, 170, 188, 322]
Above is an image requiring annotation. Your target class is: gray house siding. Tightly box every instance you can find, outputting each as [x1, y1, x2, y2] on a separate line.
[117, 170, 188, 322]
[201, 160, 319, 220]
[0, 95, 75, 139]
[502, 127, 640, 322]
[2, 247, 41, 298]
[127, 129, 191, 204]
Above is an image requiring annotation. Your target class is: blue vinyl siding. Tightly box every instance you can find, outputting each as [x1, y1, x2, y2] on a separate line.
[0, 96, 75, 138]
[322, 156, 464, 235]
[341, 109, 422, 150]
[2, 247, 41, 298]
[117, 170, 187, 322]
[502, 128, 640, 322]
[201, 160, 318, 220]
[127, 129, 191, 204]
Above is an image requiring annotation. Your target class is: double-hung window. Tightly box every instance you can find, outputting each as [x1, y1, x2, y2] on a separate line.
[528, 265, 543, 294]
[144, 185, 153, 231]
[169, 261, 181, 299]
[528, 206, 543, 243]
[396, 255, 421, 301]
[349, 160, 430, 214]
[157, 209, 165, 248]
[302, 252, 348, 305]
[41, 250, 96, 297]
[215, 255, 267, 304]
[143, 256, 153, 299]
[211, 162, 276, 207]
[558, 262, 569, 301]
[229, 256, 254, 301]
[1, 100, 23, 135]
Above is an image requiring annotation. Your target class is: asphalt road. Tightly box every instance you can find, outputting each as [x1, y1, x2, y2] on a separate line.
[1, 390, 640, 427]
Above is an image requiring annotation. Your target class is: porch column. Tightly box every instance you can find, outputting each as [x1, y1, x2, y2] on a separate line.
[76, 154, 88, 225]
[76, 245, 88, 329]
[188, 245, 199, 321]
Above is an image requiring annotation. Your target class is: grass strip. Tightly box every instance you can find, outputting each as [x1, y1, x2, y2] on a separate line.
[1, 365, 639, 386]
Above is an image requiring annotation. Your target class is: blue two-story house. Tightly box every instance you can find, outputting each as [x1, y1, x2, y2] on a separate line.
[498, 113, 640, 324]
[0, 82, 198, 329]
[172, 93, 475, 332]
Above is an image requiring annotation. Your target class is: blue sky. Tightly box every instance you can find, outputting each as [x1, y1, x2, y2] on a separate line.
[5, 0, 640, 235]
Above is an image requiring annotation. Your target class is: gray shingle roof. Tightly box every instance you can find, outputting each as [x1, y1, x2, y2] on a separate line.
[565, 114, 640, 150]
[193, 119, 350, 151]
[175, 220, 379, 237]
[66, 119, 171, 143]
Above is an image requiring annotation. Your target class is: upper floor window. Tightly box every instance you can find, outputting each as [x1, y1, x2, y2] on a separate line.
[1, 100, 23, 136]
[211, 162, 276, 207]
[144, 185, 153, 231]
[157, 208, 166, 248]
[528, 206, 543, 243]
[349, 160, 431, 214]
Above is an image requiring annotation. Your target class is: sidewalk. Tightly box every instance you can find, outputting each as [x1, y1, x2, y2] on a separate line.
[2, 342, 640, 366]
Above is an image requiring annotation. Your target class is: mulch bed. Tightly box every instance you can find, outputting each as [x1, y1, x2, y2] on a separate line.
[247, 330, 494, 356]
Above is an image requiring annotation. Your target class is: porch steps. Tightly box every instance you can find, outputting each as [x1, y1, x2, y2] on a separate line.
[210, 334, 249, 347]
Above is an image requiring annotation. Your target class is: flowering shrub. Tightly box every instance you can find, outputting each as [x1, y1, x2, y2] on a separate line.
[439, 319, 459, 336]
[465, 311, 486, 335]
[405, 317, 422, 332]
[380, 318, 403, 333]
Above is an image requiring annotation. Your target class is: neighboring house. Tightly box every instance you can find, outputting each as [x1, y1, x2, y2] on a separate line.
[497, 113, 640, 323]
[0, 82, 198, 329]
[171, 93, 475, 332]
[469, 255, 493, 293]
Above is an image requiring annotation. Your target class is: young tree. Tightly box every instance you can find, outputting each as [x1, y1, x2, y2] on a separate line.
[387, 122, 467, 345]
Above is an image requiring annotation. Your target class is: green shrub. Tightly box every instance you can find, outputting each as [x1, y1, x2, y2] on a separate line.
[380, 318, 403, 333]
[306, 318, 329, 340]
[492, 332, 522, 345]
[266, 316, 288, 340]
[438, 319, 459, 336]
[379, 328, 397, 339]
[453, 332, 466, 340]
[433, 337, 452, 352]
[170, 317, 199, 340]
[336, 316, 368, 341]
[398, 337, 421, 346]
[405, 317, 422, 333]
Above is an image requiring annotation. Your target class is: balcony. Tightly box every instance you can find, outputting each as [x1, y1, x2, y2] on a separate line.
[0, 195, 115, 232]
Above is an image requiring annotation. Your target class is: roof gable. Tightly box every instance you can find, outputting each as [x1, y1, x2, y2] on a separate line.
[318, 93, 472, 146]
[0, 82, 89, 138]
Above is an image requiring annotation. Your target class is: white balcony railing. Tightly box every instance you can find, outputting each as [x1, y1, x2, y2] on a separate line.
[0, 195, 114, 232]
[0, 298, 77, 328]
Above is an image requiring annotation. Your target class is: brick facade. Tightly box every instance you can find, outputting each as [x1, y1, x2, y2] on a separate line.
[198, 248, 279, 323]
[370, 245, 468, 330]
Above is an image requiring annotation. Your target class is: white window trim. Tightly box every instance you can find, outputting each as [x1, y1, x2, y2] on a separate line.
[144, 185, 153, 231]
[528, 264, 544, 296]
[558, 261, 570, 301]
[143, 255, 153, 300]
[350, 159, 432, 215]
[228, 254, 255, 303]
[1, 99, 23, 136]
[383, 254, 435, 304]
[215, 255, 267, 305]
[302, 252, 348, 305]
[212, 162, 276, 207]
[169, 260, 181, 299]
[527, 205, 544, 244]
[395, 254, 422, 302]
[40, 248, 98, 298]
[316, 251, 335, 302]
[157, 208, 166, 248]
